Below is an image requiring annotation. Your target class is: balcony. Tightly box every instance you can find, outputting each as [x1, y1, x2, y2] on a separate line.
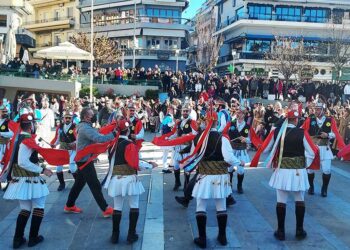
[122, 49, 187, 59]
[80, 16, 190, 31]
[217, 13, 349, 32]
[30, 0, 73, 8]
[23, 16, 75, 32]
[0, 0, 33, 15]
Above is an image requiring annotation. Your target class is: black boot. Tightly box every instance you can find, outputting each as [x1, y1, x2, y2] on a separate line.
[274, 203, 286, 241]
[226, 195, 236, 206]
[194, 212, 207, 249]
[175, 196, 189, 208]
[13, 210, 31, 249]
[295, 201, 307, 240]
[127, 208, 139, 244]
[111, 210, 122, 244]
[308, 173, 315, 195]
[229, 171, 233, 185]
[183, 173, 190, 190]
[57, 172, 65, 191]
[28, 208, 44, 247]
[237, 174, 244, 194]
[321, 173, 331, 197]
[173, 169, 181, 191]
[71, 172, 77, 180]
[216, 211, 228, 246]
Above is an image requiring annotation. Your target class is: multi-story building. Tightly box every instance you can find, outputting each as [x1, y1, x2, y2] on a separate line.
[23, 0, 80, 52]
[0, 0, 36, 58]
[214, 0, 350, 81]
[78, 0, 190, 71]
[187, 0, 218, 70]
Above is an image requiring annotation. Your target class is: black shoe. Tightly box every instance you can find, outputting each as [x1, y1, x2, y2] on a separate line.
[226, 195, 236, 206]
[237, 186, 244, 194]
[217, 234, 227, 246]
[28, 235, 44, 247]
[295, 229, 307, 240]
[127, 233, 139, 244]
[308, 186, 314, 195]
[110, 231, 119, 244]
[194, 237, 206, 249]
[162, 169, 172, 174]
[13, 237, 26, 249]
[175, 196, 189, 208]
[274, 230, 285, 241]
[57, 182, 65, 191]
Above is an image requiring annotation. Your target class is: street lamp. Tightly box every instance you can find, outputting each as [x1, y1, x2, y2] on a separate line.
[90, 0, 94, 102]
[132, 0, 137, 68]
[175, 49, 180, 72]
[231, 49, 237, 74]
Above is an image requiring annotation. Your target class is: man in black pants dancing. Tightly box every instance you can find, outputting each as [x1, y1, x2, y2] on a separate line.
[64, 107, 117, 217]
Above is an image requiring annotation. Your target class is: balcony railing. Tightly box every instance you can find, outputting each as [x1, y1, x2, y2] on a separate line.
[24, 16, 74, 26]
[122, 49, 187, 58]
[80, 16, 188, 28]
[217, 13, 347, 31]
[0, 68, 161, 87]
[217, 52, 334, 64]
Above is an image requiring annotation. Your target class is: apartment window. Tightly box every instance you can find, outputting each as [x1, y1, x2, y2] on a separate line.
[0, 15, 6, 27]
[160, 9, 166, 17]
[67, 7, 73, 18]
[304, 8, 329, 23]
[164, 39, 178, 49]
[333, 9, 344, 24]
[54, 10, 60, 21]
[276, 6, 301, 21]
[53, 34, 61, 46]
[248, 4, 272, 20]
[245, 39, 271, 52]
[147, 38, 160, 49]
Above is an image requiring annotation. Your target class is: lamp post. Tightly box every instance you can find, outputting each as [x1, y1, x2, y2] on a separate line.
[89, 0, 94, 102]
[175, 49, 180, 72]
[132, 0, 137, 68]
[231, 49, 236, 71]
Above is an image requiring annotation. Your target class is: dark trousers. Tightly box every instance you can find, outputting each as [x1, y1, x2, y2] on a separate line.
[66, 161, 108, 211]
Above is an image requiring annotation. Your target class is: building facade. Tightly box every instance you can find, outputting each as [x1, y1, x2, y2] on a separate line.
[214, 0, 350, 81]
[0, 0, 36, 60]
[187, 0, 218, 71]
[78, 0, 190, 71]
[23, 0, 80, 52]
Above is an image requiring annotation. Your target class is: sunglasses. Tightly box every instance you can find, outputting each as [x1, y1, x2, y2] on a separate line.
[64, 117, 72, 120]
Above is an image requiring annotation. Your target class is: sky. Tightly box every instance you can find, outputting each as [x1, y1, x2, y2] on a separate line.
[182, 0, 206, 20]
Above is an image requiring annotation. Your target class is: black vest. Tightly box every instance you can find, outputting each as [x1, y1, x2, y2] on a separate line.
[308, 117, 332, 136]
[59, 123, 76, 143]
[0, 119, 10, 132]
[177, 118, 193, 137]
[194, 130, 224, 161]
[129, 118, 139, 136]
[13, 134, 39, 166]
[274, 127, 305, 157]
[228, 121, 250, 140]
[114, 137, 133, 165]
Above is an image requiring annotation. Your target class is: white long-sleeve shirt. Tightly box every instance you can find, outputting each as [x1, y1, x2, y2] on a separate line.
[18, 133, 42, 173]
[344, 84, 350, 95]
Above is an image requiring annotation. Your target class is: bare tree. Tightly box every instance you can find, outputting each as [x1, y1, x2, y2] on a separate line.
[266, 36, 312, 96]
[70, 32, 122, 66]
[325, 23, 350, 83]
[195, 6, 223, 71]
